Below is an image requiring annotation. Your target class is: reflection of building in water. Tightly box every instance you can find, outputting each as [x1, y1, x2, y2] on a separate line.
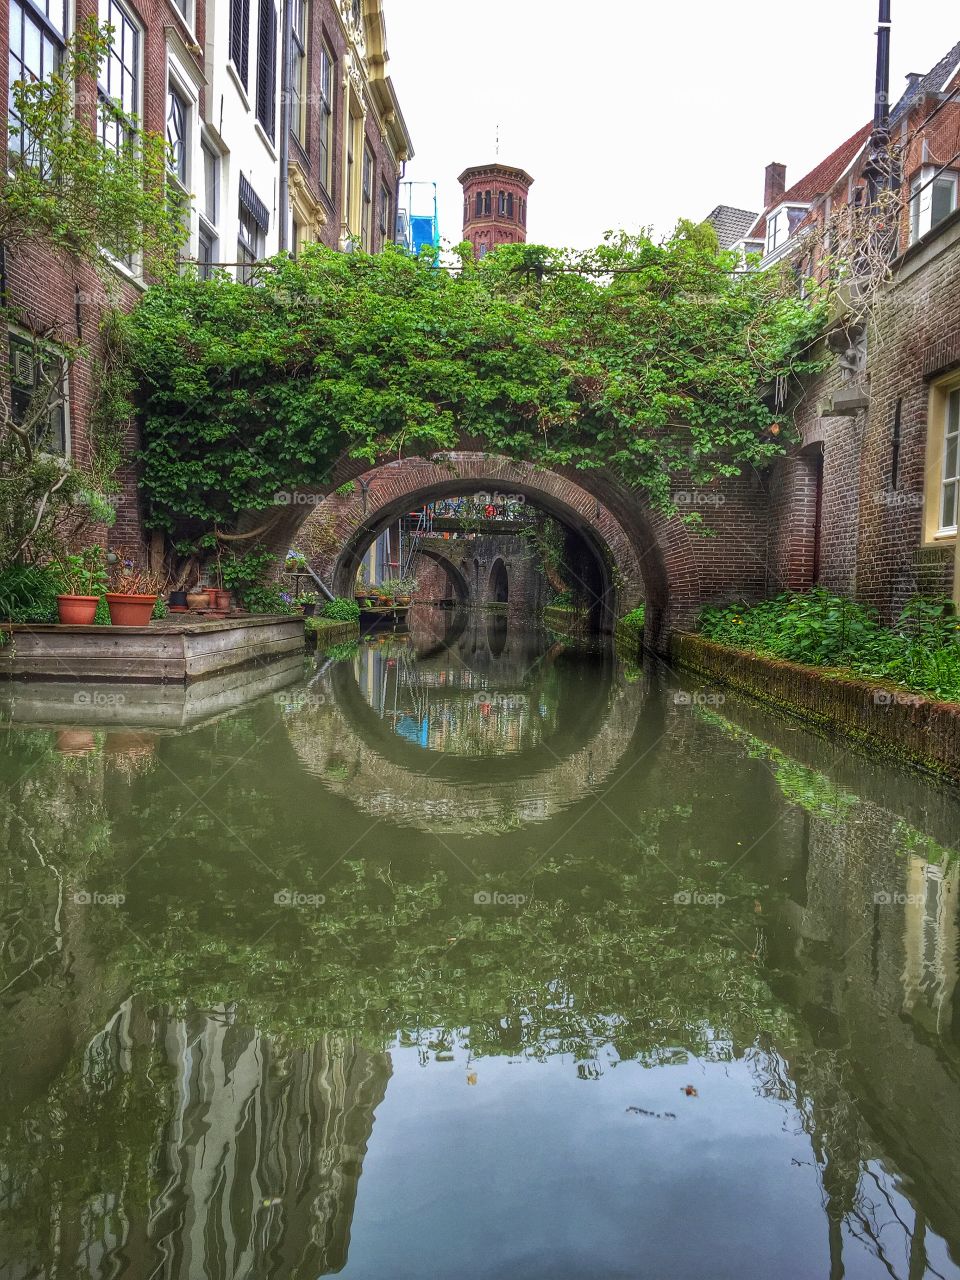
[902, 855, 959, 1034]
[356, 632, 558, 756]
[50, 1003, 390, 1279]
[769, 785, 960, 1273]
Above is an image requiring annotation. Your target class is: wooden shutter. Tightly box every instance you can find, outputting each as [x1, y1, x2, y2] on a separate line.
[256, 0, 277, 140]
[230, 0, 250, 85]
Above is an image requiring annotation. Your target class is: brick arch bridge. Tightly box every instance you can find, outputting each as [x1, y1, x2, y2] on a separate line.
[273, 453, 710, 647]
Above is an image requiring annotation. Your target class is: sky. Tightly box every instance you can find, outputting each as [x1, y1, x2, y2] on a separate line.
[385, 0, 959, 250]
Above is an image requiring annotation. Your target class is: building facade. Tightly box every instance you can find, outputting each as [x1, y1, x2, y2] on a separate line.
[707, 38, 960, 617]
[2, 0, 413, 552]
[459, 163, 533, 257]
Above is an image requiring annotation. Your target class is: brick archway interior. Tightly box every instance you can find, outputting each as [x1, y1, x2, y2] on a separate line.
[277, 453, 703, 646]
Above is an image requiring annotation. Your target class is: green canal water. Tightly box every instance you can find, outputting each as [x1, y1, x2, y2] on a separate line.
[1, 606, 959, 1279]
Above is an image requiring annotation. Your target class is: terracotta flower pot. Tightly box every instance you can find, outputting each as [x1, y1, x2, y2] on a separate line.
[57, 594, 99, 625]
[186, 590, 210, 610]
[214, 588, 232, 610]
[105, 593, 158, 627]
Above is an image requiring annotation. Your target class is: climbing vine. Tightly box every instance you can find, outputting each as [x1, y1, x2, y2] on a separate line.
[122, 228, 827, 537]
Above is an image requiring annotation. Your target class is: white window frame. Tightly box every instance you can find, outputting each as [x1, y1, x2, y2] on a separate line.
[940, 386, 960, 536]
[166, 48, 203, 262]
[198, 135, 221, 277]
[909, 166, 959, 245]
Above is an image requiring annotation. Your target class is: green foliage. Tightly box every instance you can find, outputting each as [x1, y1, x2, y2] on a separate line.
[56, 545, 108, 596]
[122, 234, 827, 534]
[697, 707, 858, 822]
[243, 584, 294, 615]
[295, 591, 319, 606]
[1, 18, 185, 274]
[334, 481, 356, 496]
[621, 605, 646, 629]
[220, 546, 293, 614]
[0, 562, 63, 621]
[151, 595, 168, 619]
[699, 590, 960, 702]
[322, 596, 361, 622]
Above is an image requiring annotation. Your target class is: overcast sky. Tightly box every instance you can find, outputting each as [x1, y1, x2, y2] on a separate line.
[386, 0, 958, 249]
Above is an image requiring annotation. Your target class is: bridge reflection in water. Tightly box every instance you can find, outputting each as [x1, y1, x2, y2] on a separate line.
[0, 611, 959, 1279]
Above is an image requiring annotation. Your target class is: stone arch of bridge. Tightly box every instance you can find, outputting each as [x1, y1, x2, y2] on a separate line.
[274, 453, 703, 644]
[412, 545, 471, 603]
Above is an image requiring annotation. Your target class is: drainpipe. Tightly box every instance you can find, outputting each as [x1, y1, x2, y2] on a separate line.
[865, 0, 892, 202]
[953, 538, 960, 612]
[277, 0, 293, 252]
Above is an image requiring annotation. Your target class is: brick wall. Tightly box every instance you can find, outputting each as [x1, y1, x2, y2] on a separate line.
[773, 221, 960, 621]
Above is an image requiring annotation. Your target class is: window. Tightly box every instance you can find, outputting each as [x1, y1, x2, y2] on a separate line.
[497, 190, 506, 215]
[202, 141, 218, 225]
[197, 141, 219, 278]
[941, 388, 960, 534]
[379, 184, 391, 242]
[166, 84, 188, 184]
[198, 227, 216, 279]
[237, 176, 268, 283]
[290, 0, 307, 147]
[345, 112, 362, 235]
[256, 0, 277, 140]
[507, 192, 514, 219]
[238, 206, 263, 281]
[475, 192, 483, 217]
[229, 0, 251, 88]
[8, 333, 67, 455]
[8, 0, 65, 158]
[318, 43, 333, 191]
[97, 0, 140, 154]
[361, 145, 374, 249]
[483, 190, 491, 215]
[909, 168, 959, 245]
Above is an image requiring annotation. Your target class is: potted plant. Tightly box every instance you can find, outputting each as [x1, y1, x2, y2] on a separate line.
[296, 590, 319, 617]
[285, 551, 308, 574]
[105, 553, 167, 626]
[55, 546, 108, 625]
[186, 584, 211, 610]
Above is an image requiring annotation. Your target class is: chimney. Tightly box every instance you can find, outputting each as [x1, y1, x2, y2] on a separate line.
[764, 162, 787, 209]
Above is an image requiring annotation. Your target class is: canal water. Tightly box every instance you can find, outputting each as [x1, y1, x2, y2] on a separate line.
[1, 606, 959, 1279]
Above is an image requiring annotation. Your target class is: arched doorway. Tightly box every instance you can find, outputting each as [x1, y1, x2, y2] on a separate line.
[488, 558, 509, 604]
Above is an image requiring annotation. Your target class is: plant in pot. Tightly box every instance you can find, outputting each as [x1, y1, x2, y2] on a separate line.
[296, 590, 319, 617]
[105, 552, 168, 626]
[56, 546, 108, 625]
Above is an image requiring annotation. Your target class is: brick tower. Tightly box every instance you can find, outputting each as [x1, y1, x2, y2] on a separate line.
[458, 164, 534, 257]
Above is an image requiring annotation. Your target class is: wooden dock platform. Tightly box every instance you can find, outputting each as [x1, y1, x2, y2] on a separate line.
[0, 615, 305, 684]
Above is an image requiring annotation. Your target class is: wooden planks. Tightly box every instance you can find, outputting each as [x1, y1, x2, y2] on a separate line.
[0, 617, 306, 684]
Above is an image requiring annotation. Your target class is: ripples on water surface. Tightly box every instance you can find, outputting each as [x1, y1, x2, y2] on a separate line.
[0, 605, 958, 1279]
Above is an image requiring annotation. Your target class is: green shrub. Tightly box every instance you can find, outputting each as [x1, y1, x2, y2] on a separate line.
[0, 563, 64, 623]
[244, 585, 295, 615]
[699, 591, 960, 702]
[621, 605, 645, 629]
[322, 597, 360, 623]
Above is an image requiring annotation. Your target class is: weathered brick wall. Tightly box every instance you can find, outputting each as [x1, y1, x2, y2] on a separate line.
[774, 222, 960, 621]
